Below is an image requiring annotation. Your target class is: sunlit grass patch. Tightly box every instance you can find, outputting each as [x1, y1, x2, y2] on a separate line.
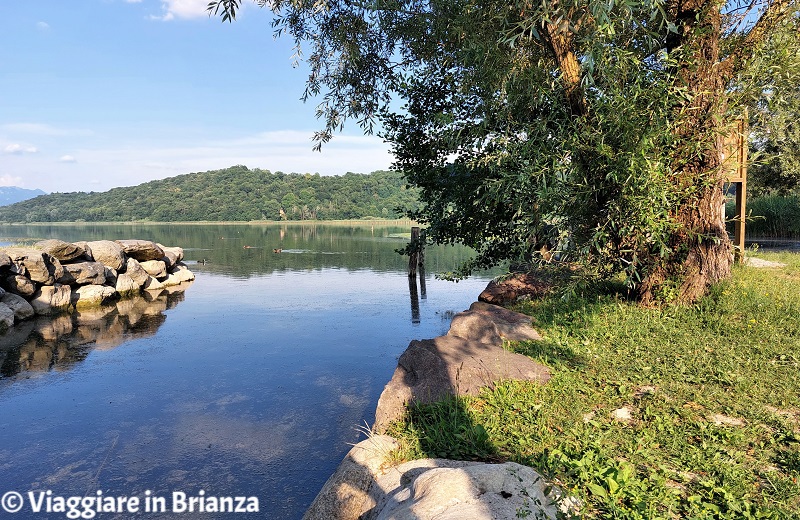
[388, 252, 800, 518]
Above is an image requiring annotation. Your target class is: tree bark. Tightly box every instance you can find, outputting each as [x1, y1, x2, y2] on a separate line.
[638, 0, 733, 305]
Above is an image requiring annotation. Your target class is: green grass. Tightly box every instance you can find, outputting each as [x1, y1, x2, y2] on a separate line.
[386, 252, 800, 519]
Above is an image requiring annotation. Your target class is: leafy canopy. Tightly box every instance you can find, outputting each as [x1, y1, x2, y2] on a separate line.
[209, 0, 798, 291]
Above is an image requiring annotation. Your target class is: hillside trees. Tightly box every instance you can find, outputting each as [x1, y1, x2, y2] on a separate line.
[209, 0, 799, 304]
[0, 167, 420, 223]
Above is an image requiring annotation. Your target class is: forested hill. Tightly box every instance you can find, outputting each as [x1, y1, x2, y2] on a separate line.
[0, 166, 421, 222]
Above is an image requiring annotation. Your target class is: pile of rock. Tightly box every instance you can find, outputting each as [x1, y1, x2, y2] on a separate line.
[0, 239, 195, 329]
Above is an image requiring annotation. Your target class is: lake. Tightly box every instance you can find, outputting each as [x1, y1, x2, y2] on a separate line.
[0, 222, 495, 519]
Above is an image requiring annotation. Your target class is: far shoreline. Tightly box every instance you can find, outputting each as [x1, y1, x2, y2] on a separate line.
[0, 219, 419, 227]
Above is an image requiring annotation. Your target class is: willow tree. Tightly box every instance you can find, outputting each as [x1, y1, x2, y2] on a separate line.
[210, 0, 798, 303]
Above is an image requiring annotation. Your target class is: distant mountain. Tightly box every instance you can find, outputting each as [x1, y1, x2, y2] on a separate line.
[0, 186, 46, 206]
[0, 166, 420, 223]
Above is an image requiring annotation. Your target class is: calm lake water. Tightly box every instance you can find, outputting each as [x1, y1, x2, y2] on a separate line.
[0, 222, 495, 519]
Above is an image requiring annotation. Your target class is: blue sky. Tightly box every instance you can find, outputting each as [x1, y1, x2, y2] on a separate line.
[0, 0, 393, 193]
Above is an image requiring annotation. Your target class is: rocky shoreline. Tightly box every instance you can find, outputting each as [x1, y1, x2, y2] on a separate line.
[304, 276, 569, 520]
[0, 238, 194, 329]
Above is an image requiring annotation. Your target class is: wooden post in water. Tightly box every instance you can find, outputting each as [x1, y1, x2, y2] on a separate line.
[408, 226, 420, 278]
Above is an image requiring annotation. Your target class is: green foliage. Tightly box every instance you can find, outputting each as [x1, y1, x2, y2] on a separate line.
[737, 12, 800, 195]
[726, 195, 800, 239]
[0, 166, 421, 223]
[389, 253, 800, 518]
[210, 0, 797, 303]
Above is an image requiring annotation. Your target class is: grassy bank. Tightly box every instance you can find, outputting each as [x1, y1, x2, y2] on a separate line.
[387, 252, 800, 519]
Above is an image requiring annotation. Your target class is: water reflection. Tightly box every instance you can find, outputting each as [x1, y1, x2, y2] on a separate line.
[0, 222, 479, 278]
[0, 223, 495, 519]
[0, 284, 191, 382]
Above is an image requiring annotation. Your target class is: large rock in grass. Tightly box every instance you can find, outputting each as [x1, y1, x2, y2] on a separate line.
[71, 285, 118, 308]
[304, 437, 566, 520]
[30, 284, 72, 315]
[370, 461, 562, 520]
[303, 435, 400, 520]
[373, 303, 550, 433]
[35, 239, 85, 262]
[478, 272, 557, 305]
[116, 240, 164, 262]
[86, 241, 126, 271]
[5, 247, 63, 285]
[58, 261, 107, 286]
[448, 301, 542, 344]
[1, 292, 35, 322]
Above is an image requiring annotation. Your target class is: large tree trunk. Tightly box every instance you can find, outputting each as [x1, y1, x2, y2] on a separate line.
[637, 0, 733, 305]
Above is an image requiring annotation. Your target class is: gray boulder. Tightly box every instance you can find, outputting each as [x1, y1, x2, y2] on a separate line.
[371, 461, 561, 520]
[72, 285, 118, 308]
[58, 261, 107, 286]
[140, 259, 167, 280]
[373, 304, 551, 433]
[143, 276, 165, 291]
[304, 435, 400, 520]
[123, 258, 151, 287]
[304, 437, 567, 520]
[0, 303, 15, 329]
[478, 272, 556, 305]
[73, 241, 93, 260]
[0, 251, 12, 269]
[448, 301, 542, 344]
[159, 244, 184, 268]
[86, 240, 126, 271]
[30, 284, 72, 315]
[35, 239, 85, 262]
[163, 264, 195, 286]
[5, 274, 37, 297]
[116, 240, 164, 262]
[1, 293, 35, 322]
[115, 273, 140, 296]
[5, 247, 63, 285]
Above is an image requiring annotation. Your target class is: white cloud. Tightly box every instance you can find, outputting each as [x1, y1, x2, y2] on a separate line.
[4, 144, 39, 155]
[151, 0, 210, 21]
[124, 0, 143, 3]
[36, 21, 50, 30]
[0, 174, 24, 187]
[59, 155, 77, 163]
